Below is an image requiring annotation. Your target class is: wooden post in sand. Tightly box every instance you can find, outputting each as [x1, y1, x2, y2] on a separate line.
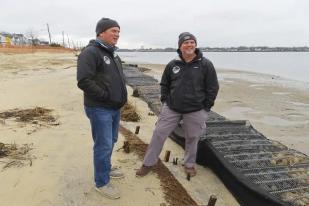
[186, 173, 191, 181]
[173, 157, 178, 165]
[133, 88, 139, 97]
[207, 195, 217, 206]
[164, 150, 171, 162]
[123, 141, 130, 153]
[135, 126, 140, 134]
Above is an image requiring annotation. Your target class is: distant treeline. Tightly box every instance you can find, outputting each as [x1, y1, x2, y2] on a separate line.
[118, 46, 309, 52]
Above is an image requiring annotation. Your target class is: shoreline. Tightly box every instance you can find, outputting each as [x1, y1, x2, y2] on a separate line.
[127, 62, 309, 88]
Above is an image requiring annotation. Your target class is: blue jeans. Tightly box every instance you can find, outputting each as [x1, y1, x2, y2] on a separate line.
[84, 106, 120, 187]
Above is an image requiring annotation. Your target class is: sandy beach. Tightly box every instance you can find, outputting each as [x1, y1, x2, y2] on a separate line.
[0, 51, 308, 206]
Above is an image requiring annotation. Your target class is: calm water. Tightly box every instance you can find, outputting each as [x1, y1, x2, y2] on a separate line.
[118, 52, 309, 83]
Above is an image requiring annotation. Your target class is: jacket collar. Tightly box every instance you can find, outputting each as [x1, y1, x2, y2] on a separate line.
[95, 38, 118, 54]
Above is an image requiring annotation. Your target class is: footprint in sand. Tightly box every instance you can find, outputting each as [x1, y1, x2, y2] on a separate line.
[259, 115, 309, 126]
[289, 101, 309, 107]
[116, 158, 137, 167]
[272, 92, 291, 95]
[286, 113, 306, 121]
[227, 100, 243, 104]
[283, 108, 295, 111]
[287, 113, 304, 117]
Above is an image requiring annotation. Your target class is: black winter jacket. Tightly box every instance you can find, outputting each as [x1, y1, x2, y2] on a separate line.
[160, 49, 219, 113]
[77, 40, 127, 109]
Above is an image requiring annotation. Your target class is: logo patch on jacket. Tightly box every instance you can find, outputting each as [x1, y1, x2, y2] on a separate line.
[103, 56, 111, 65]
[172, 66, 181, 74]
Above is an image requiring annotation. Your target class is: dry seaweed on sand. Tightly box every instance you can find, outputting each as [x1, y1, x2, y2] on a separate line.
[121, 102, 141, 122]
[0, 107, 59, 126]
[0, 142, 34, 170]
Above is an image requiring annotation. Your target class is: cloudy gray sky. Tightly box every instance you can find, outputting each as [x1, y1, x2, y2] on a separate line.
[1, 0, 308, 48]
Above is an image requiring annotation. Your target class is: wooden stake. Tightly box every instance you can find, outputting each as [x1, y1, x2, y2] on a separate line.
[132, 89, 139, 97]
[186, 173, 191, 181]
[123, 141, 130, 153]
[207, 195, 217, 206]
[135, 126, 140, 134]
[173, 157, 178, 165]
[164, 150, 171, 162]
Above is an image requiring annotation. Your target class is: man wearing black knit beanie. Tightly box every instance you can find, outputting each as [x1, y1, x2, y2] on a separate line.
[77, 17, 127, 200]
[136, 32, 219, 178]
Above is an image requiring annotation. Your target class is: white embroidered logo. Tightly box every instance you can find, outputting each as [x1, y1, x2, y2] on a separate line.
[103, 56, 111, 64]
[172, 66, 181, 74]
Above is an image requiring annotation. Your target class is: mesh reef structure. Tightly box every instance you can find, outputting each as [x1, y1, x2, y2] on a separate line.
[122, 64, 309, 206]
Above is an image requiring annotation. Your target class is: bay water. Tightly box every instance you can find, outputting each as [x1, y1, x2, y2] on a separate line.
[118, 52, 309, 83]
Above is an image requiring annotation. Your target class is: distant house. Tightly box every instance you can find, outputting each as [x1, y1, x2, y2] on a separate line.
[11, 33, 30, 45]
[39, 40, 49, 45]
[0, 32, 12, 46]
[30, 38, 41, 46]
[27, 38, 50, 46]
[0, 34, 5, 45]
[1, 32, 50, 46]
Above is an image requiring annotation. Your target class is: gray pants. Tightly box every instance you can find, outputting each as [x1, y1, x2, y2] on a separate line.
[143, 104, 208, 168]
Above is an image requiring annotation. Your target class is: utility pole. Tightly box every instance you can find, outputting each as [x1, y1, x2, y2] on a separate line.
[46, 23, 52, 44]
[62, 31, 65, 47]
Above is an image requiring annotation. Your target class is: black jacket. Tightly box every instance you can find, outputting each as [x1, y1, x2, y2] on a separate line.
[160, 49, 219, 113]
[77, 40, 127, 109]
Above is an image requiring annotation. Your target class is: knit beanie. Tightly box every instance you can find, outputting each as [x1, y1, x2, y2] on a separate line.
[95, 18, 120, 36]
[178, 32, 197, 48]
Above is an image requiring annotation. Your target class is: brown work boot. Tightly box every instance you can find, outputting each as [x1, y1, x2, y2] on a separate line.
[184, 166, 197, 177]
[135, 165, 153, 177]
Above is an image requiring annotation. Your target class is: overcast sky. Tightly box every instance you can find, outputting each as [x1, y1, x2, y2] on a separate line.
[1, 0, 308, 48]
